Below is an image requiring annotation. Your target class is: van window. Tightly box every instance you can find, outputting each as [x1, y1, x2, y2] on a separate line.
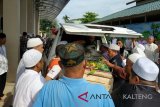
[61, 32, 102, 47]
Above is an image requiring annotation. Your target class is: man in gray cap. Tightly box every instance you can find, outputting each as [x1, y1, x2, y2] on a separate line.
[112, 57, 160, 107]
[103, 44, 124, 91]
[33, 43, 115, 107]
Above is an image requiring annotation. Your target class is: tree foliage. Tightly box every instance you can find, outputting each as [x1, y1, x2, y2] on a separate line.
[80, 12, 98, 23]
[63, 15, 70, 23]
[40, 19, 58, 34]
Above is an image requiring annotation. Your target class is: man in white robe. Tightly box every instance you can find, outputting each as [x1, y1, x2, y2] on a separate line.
[144, 36, 158, 62]
[16, 38, 44, 83]
[13, 49, 45, 107]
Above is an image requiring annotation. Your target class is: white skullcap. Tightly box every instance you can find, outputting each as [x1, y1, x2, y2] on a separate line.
[109, 44, 120, 51]
[132, 57, 159, 81]
[132, 47, 146, 57]
[136, 44, 145, 52]
[57, 41, 68, 46]
[128, 53, 143, 63]
[23, 49, 42, 68]
[27, 38, 43, 48]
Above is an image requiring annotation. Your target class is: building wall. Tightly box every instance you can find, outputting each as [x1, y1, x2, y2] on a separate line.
[0, 0, 3, 16]
[124, 21, 160, 39]
[20, 0, 27, 33]
[0, 0, 3, 32]
[2, 0, 39, 82]
[3, 0, 20, 82]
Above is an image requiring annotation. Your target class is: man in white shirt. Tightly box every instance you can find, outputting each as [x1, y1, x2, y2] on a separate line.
[16, 38, 44, 83]
[0, 33, 7, 100]
[0, 54, 8, 100]
[144, 36, 158, 62]
[13, 49, 45, 107]
[0, 33, 7, 57]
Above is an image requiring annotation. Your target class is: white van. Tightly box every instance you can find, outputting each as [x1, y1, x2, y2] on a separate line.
[45, 23, 142, 91]
[47, 23, 142, 64]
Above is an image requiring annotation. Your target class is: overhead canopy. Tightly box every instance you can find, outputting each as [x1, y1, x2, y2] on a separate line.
[35, 0, 70, 20]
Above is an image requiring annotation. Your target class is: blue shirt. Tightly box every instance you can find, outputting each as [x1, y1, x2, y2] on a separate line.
[33, 76, 115, 107]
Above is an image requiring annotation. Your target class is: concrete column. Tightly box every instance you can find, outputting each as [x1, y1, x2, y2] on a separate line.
[0, 0, 3, 16]
[34, 3, 39, 35]
[20, 0, 27, 33]
[3, 0, 20, 82]
[27, 0, 34, 34]
[35, 10, 39, 35]
[0, 0, 3, 32]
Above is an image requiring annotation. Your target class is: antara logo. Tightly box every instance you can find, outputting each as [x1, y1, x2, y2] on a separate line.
[78, 92, 88, 102]
[78, 91, 112, 102]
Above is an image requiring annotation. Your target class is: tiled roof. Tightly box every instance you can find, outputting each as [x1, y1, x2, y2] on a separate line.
[92, 0, 160, 23]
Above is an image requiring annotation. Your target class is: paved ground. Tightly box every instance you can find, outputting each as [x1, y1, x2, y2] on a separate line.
[0, 82, 14, 107]
[0, 82, 160, 107]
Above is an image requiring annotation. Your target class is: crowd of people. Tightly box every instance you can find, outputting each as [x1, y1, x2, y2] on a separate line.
[0, 31, 160, 107]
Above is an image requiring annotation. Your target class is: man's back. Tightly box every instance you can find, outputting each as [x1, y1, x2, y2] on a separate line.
[33, 76, 115, 107]
[14, 70, 45, 107]
[112, 83, 160, 107]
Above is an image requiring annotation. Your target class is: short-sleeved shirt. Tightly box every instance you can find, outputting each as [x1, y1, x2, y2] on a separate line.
[109, 54, 125, 90]
[109, 54, 123, 68]
[112, 83, 160, 107]
[0, 54, 8, 75]
[33, 76, 115, 107]
[0, 45, 7, 57]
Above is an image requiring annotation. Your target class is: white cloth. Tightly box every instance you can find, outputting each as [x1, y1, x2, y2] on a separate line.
[145, 43, 158, 61]
[132, 47, 146, 57]
[0, 54, 8, 75]
[23, 49, 42, 68]
[27, 38, 43, 48]
[122, 59, 126, 67]
[136, 44, 145, 52]
[132, 57, 159, 81]
[123, 50, 129, 58]
[13, 70, 45, 107]
[15, 59, 25, 83]
[47, 65, 61, 79]
[0, 45, 7, 57]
